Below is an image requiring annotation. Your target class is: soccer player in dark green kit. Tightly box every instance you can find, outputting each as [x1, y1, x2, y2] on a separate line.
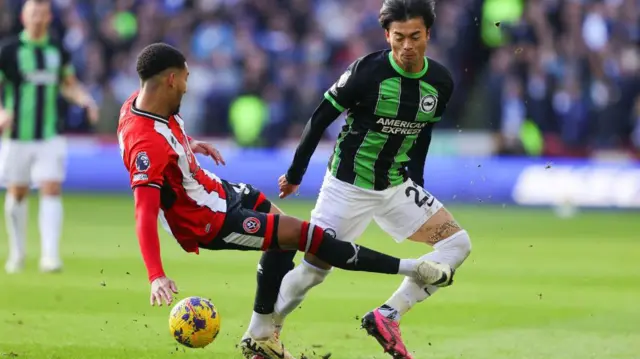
[0, 0, 98, 274]
[243, 1, 472, 358]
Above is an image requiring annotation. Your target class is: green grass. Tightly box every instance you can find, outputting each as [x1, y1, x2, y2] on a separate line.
[0, 194, 639, 359]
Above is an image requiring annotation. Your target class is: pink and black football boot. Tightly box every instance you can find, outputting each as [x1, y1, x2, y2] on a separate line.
[361, 308, 413, 359]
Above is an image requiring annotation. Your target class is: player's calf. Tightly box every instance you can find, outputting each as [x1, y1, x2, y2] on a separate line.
[276, 216, 445, 279]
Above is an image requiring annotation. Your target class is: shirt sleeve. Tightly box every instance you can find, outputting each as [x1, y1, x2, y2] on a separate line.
[126, 138, 169, 189]
[323, 58, 368, 113]
[134, 185, 165, 282]
[433, 71, 455, 120]
[285, 100, 342, 185]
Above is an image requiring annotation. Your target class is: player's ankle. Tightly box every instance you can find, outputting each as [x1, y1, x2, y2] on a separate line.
[248, 312, 275, 339]
[377, 304, 402, 322]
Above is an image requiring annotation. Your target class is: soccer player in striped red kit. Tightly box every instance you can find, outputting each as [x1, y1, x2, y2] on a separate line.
[118, 43, 453, 359]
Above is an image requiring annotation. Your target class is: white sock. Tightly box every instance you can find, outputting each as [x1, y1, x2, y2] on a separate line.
[398, 259, 420, 276]
[273, 259, 330, 333]
[381, 230, 472, 322]
[248, 311, 274, 339]
[5, 194, 28, 260]
[39, 195, 63, 261]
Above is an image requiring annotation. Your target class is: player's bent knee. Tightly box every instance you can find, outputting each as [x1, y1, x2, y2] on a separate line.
[409, 207, 463, 246]
[7, 186, 30, 201]
[40, 182, 62, 196]
[274, 215, 303, 250]
[303, 253, 332, 271]
[435, 230, 471, 269]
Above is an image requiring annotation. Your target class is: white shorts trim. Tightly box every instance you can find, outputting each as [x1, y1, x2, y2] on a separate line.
[310, 171, 443, 243]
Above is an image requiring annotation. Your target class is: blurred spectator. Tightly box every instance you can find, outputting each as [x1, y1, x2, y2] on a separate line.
[0, 0, 637, 158]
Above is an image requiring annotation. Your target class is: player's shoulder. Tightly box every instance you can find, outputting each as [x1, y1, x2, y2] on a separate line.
[0, 35, 20, 53]
[46, 35, 68, 52]
[424, 57, 454, 87]
[350, 50, 389, 74]
[118, 92, 167, 147]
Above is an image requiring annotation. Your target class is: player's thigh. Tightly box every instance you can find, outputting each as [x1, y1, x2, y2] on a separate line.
[374, 180, 446, 244]
[201, 207, 277, 251]
[32, 136, 67, 190]
[0, 140, 34, 188]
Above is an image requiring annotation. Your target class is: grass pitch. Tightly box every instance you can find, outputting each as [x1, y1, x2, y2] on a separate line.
[0, 194, 639, 359]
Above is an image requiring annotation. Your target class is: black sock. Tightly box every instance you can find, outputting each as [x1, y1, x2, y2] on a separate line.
[252, 250, 296, 314]
[300, 222, 400, 274]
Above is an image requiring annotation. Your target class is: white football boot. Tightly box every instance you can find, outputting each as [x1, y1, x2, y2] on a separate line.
[414, 259, 454, 287]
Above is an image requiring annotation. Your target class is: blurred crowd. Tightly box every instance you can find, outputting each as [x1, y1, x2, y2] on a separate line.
[0, 0, 638, 156]
[483, 0, 640, 157]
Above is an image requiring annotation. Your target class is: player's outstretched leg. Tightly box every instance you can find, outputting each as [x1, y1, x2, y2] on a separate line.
[362, 208, 471, 359]
[276, 216, 453, 284]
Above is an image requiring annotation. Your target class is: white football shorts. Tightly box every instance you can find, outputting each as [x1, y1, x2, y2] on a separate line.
[0, 136, 67, 186]
[310, 171, 443, 243]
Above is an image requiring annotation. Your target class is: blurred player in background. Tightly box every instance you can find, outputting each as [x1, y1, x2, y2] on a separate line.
[245, 0, 472, 358]
[0, 0, 98, 273]
[118, 43, 453, 359]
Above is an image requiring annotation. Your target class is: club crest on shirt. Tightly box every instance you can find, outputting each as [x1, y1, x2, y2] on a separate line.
[135, 152, 150, 172]
[419, 94, 438, 113]
[243, 217, 261, 234]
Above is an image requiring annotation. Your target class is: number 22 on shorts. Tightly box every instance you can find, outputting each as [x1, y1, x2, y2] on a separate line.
[405, 182, 435, 208]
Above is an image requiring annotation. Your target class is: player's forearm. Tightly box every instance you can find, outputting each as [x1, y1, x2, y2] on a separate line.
[407, 124, 434, 187]
[60, 82, 95, 108]
[286, 100, 341, 185]
[134, 186, 166, 282]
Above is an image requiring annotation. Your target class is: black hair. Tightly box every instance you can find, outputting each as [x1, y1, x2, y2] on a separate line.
[136, 43, 186, 81]
[379, 0, 436, 30]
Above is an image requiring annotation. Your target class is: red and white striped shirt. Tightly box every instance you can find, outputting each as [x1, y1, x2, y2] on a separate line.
[118, 92, 227, 255]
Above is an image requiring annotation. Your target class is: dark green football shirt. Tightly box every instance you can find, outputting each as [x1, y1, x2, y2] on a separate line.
[0, 31, 74, 141]
[323, 50, 454, 190]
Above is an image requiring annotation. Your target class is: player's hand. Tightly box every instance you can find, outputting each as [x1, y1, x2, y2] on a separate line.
[0, 109, 14, 131]
[79, 95, 99, 125]
[85, 102, 99, 125]
[150, 276, 179, 306]
[278, 174, 299, 199]
[190, 140, 226, 166]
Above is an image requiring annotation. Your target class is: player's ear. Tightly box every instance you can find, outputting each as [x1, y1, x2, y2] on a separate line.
[426, 28, 431, 41]
[167, 72, 175, 88]
[385, 29, 391, 45]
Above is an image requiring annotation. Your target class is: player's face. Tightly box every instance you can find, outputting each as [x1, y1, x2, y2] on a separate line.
[22, 1, 52, 36]
[385, 17, 429, 72]
[168, 64, 189, 113]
